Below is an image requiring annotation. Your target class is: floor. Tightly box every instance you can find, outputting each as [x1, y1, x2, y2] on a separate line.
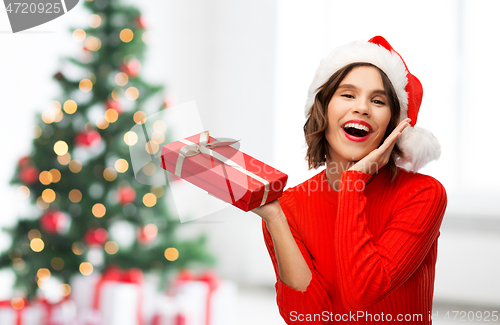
[237, 286, 500, 325]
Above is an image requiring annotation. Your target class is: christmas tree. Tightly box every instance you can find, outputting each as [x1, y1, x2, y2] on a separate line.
[0, 0, 213, 300]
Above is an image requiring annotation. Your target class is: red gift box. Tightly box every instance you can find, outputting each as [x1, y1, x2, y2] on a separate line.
[160, 131, 288, 212]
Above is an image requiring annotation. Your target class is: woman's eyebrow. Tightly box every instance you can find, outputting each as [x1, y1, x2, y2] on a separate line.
[338, 84, 387, 96]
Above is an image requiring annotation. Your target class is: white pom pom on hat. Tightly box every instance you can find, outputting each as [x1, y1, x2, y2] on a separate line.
[305, 36, 440, 172]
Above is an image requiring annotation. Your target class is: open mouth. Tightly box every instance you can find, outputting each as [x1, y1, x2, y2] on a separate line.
[342, 122, 371, 138]
[343, 126, 369, 138]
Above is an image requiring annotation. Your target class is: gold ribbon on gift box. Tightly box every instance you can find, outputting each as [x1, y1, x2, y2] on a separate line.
[174, 130, 270, 206]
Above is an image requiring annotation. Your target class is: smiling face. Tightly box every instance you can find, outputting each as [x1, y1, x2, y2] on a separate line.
[325, 65, 392, 163]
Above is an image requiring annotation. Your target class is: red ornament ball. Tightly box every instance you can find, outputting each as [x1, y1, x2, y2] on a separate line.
[137, 224, 157, 245]
[117, 186, 136, 205]
[75, 130, 101, 147]
[120, 59, 141, 78]
[134, 16, 147, 29]
[105, 100, 122, 115]
[18, 156, 31, 168]
[40, 210, 68, 234]
[19, 166, 39, 185]
[84, 228, 108, 246]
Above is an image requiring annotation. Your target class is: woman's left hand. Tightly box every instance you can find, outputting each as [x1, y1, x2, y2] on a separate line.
[348, 118, 411, 175]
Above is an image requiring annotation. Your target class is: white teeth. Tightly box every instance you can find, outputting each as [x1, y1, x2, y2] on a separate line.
[343, 123, 370, 132]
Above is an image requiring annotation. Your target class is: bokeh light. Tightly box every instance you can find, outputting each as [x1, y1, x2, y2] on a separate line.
[124, 131, 138, 145]
[79, 262, 93, 275]
[30, 238, 44, 252]
[88, 14, 102, 28]
[51, 257, 65, 270]
[115, 159, 129, 173]
[92, 203, 106, 218]
[17, 186, 30, 199]
[143, 162, 156, 176]
[85, 36, 102, 51]
[125, 87, 139, 100]
[105, 109, 119, 123]
[36, 197, 49, 210]
[34, 125, 42, 139]
[28, 229, 41, 240]
[60, 284, 71, 296]
[39, 171, 53, 185]
[69, 160, 83, 173]
[63, 100, 78, 114]
[79, 79, 93, 92]
[143, 193, 157, 207]
[115, 72, 129, 86]
[151, 132, 165, 144]
[72, 29, 86, 42]
[58, 153, 71, 165]
[164, 247, 179, 261]
[133, 111, 147, 124]
[151, 185, 164, 198]
[69, 189, 82, 203]
[54, 141, 68, 156]
[153, 120, 167, 133]
[143, 224, 158, 238]
[42, 189, 56, 203]
[103, 167, 117, 181]
[120, 28, 134, 42]
[104, 241, 119, 255]
[50, 169, 61, 183]
[96, 116, 109, 129]
[145, 141, 159, 154]
[11, 298, 25, 310]
[72, 242, 85, 255]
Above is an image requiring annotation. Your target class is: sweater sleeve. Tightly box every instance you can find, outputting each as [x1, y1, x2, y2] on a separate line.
[262, 191, 332, 324]
[333, 170, 447, 311]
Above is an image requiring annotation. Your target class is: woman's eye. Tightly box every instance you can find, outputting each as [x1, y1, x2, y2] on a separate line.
[341, 94, 354, 99]
[372, 99, 386, 105]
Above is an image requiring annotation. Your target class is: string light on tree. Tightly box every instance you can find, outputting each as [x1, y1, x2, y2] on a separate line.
[143, 193, 157, 207]
[125, 87, 139, 101]
[79, 79, 93, 92]
[119, 28, 134, 43]
[63, 100, 77, 114]
[30, 238, 44, 252]
[123, 131, 138, 146]
[79, 262, 93, 276]
[72, 29, 86, 42]
[54, 141, 69, 156]
[164, 247, 179, 261]
[85, 36, 102, 51]
[92, 203, 106, 218]
[88, 14, 102, 28]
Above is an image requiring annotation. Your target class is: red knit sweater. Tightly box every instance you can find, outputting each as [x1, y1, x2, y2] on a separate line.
[262, 165, 447, 324]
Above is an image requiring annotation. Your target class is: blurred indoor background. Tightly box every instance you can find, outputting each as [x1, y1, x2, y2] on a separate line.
[1, 0, 499, 324]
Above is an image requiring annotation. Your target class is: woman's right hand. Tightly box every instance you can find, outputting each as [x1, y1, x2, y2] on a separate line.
[251, 199, 283, 224]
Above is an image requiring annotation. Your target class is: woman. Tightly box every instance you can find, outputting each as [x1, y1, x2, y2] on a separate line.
[253, 36, 447, 324]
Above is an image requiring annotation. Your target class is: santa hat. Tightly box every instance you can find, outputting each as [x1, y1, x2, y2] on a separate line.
[305, 36, 441, 172]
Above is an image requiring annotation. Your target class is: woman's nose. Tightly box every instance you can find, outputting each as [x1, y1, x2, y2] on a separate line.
[352, 99, 371, 116]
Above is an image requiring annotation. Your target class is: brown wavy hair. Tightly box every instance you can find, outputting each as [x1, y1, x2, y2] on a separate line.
[303, 62, 405, 181]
